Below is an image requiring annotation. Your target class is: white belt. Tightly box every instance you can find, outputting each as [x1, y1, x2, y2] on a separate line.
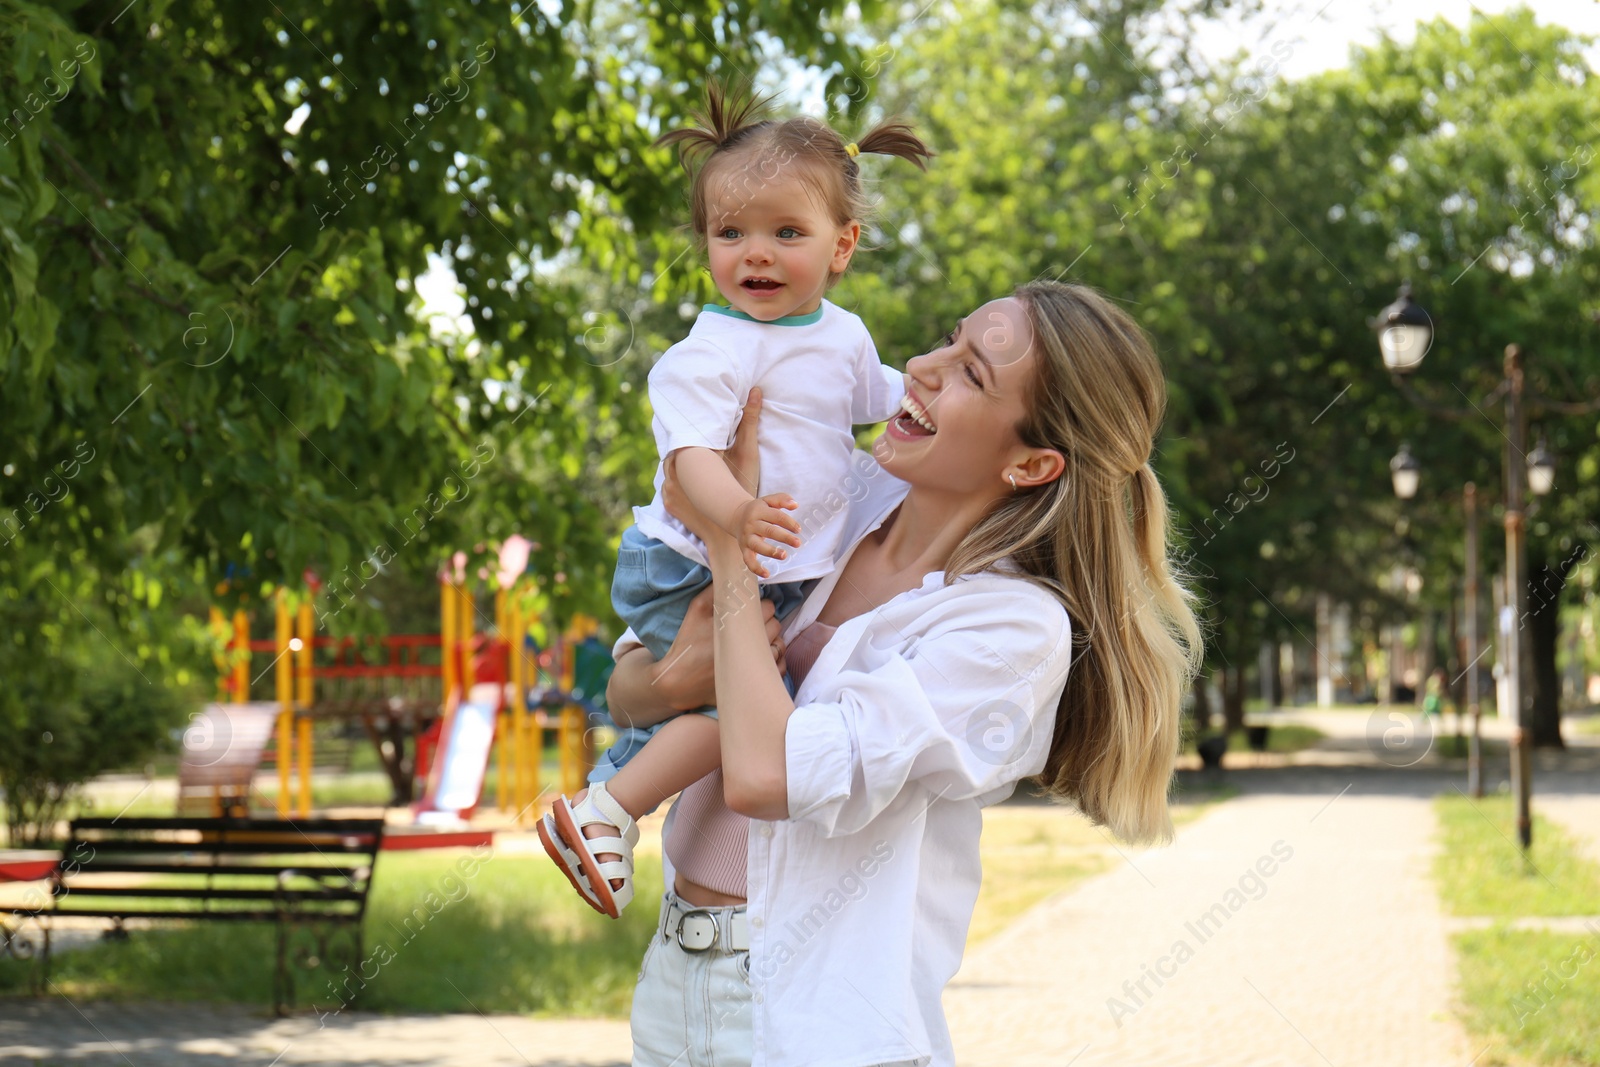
[661, 897, 749, 954]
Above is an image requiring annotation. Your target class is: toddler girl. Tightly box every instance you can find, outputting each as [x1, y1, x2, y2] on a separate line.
[538, 85, 932, 917]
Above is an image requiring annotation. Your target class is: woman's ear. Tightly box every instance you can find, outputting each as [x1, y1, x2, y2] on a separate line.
[1013, 448, 1067, 490]
[831, 221, 863, 274]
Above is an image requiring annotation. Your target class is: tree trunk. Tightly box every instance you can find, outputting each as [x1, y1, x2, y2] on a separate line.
[1270, 642, 1286, 706]
[1221, 665, 1247, 734]
[1191, 673, 1213, 733]
[1526, 551, 1580, 749]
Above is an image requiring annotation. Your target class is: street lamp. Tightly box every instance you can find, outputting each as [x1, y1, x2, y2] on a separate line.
[1372, 282, 1434, 373]
[1372, 287, 1531, 841]
[1528, 437, 1556, 497]
[1390, 443, 1421, 501]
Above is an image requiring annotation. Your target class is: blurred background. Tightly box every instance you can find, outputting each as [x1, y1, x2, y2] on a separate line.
[1, 1, 1598, 1064]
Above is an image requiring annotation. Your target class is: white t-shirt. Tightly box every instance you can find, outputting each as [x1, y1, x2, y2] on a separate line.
[632, 300, 906, 584]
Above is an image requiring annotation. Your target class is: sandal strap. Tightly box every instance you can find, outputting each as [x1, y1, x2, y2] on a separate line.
[577, 782, 641, 850]
[582, 833, 631, 858]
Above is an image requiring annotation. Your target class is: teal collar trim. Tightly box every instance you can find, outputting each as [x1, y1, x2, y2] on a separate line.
[703, 302, 825, 327]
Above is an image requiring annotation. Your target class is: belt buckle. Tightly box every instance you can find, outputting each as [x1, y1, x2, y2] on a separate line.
[676, 908, 720, 953]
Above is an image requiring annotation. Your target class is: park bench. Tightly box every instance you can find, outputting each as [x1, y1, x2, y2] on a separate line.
[0, 815, 384, 1014]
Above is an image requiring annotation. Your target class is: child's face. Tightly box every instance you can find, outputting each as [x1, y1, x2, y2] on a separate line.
[703, 164, 859, 321]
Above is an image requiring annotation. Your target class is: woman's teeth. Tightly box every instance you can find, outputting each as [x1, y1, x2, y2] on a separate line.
[898, 396, 937, 434]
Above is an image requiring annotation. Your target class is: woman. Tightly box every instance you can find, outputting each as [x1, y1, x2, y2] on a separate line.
[607, 281, 1201, 1067]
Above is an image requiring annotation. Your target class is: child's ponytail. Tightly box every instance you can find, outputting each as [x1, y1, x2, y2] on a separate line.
[850, 120, 934, 172]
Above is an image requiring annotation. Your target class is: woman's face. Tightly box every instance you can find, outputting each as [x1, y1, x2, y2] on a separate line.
[874, 296, 1041, 495]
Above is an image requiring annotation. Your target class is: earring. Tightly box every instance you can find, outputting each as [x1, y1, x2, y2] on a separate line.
[1009, 473, 1018, 492]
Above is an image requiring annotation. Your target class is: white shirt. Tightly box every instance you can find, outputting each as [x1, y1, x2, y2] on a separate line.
[620, 450, 1075, 1067]
[633, 300, 906, 584]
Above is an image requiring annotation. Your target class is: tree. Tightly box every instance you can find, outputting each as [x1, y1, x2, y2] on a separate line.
[1, 0, 876, 799]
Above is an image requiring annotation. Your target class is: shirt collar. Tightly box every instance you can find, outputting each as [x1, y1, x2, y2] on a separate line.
[702, 302, 827, 327]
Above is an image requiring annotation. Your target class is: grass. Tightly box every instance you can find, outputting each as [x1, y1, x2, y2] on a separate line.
[1433, 794, 1600, 917]
[1434, 792, 1600, 1065]
[0, 849, 665, 1018]
[1179, 724, 1325, 756]
[1454, 926, 1600, 1067]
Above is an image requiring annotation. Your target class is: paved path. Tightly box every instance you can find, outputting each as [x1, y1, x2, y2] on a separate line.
[0, 1000, 631, 1065]
[945, 765, 1480, 1067]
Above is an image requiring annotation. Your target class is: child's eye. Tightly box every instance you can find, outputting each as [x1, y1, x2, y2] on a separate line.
[777, 227, 800, 238]
[717, 227, 741, 240]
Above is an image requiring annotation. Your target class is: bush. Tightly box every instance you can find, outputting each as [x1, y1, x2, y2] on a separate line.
[0, 658, 193, 847]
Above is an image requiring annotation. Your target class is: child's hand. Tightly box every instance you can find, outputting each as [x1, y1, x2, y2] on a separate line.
[733, 493, 802, 578]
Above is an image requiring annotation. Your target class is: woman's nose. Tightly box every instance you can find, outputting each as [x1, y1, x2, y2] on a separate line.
[906, 351, 940, 388]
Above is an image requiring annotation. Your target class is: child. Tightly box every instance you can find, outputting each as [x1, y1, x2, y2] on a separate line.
[537, 85, 933, 917]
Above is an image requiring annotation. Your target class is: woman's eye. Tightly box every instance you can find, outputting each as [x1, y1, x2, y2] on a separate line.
[941, 331, 955, 348]
[964, 365, 982, 387]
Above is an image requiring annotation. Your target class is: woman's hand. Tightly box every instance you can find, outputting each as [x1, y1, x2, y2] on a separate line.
[664, 388, 800, 575]
[606, 587, 787, 727]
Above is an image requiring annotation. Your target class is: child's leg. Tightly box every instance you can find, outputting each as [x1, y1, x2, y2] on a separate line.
[576, 712, 722, 891]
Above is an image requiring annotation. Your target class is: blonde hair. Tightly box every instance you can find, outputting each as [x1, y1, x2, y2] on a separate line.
[654, 82, 933, 287]
[945, 281, 1204, 845]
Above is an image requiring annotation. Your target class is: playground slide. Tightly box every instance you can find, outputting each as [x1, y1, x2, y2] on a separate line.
[414, 682, 501, 826]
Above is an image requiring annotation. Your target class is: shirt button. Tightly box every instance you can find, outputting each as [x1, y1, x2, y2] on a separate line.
[760, 824, 774, 838]
[752, 917, 764, 928]
[754, 992, 764, 1004]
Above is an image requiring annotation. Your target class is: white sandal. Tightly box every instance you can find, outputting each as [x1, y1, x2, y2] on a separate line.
[549, 781, 640, 919]
[537, 813, 606, 916]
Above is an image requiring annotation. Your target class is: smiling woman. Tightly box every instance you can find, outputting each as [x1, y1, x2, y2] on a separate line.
[594, 278, 1203, 1067]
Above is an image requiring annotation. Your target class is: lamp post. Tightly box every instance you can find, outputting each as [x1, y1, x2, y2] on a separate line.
[1391, 446, 1485, 796]
[1371, 284, 1586, 850]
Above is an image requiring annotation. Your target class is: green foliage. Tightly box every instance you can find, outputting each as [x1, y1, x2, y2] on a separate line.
[855, 2, 1600, 673]
[0, 652, 195, 846]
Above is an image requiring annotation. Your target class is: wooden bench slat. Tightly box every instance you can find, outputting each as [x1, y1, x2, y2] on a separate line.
[66, 840, 379, 856]
[69, 817, 385, 833]
[53, 862, 369, 879]
[54, 887, 367, 902]
[14, 908, 363, 922]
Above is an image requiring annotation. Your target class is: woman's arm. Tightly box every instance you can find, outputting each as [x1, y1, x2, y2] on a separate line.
[604, 590, 786, 729]
[706, 537, 797, 819]
[662, 389, 799, 820]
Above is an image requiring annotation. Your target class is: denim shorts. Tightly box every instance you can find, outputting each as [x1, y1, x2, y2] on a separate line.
[631, 888, 752, 1066]
[592, 527, 805, 787]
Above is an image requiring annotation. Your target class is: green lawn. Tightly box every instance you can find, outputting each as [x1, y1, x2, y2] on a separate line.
[1434, 794, 1600, 917]
[1454, 927, 1600, 1067]
[1180, 724, 1325, 755]
[1434, 793, 1600, 1066]
[0, 849, 665, 1018]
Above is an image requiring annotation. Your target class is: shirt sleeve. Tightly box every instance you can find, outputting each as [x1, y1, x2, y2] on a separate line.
[849, 330, 906, 425]
[783, 587, 1073, 838]
[647, 337, 750, 457]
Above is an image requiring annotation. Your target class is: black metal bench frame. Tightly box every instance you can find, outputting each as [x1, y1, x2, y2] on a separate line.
[0, 816, 384, 1015]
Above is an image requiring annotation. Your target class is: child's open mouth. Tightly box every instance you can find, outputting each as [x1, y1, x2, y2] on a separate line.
[742, 277, 783, 292]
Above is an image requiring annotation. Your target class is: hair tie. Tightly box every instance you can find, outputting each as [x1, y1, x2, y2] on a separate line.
[844, 142, 859, 158]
